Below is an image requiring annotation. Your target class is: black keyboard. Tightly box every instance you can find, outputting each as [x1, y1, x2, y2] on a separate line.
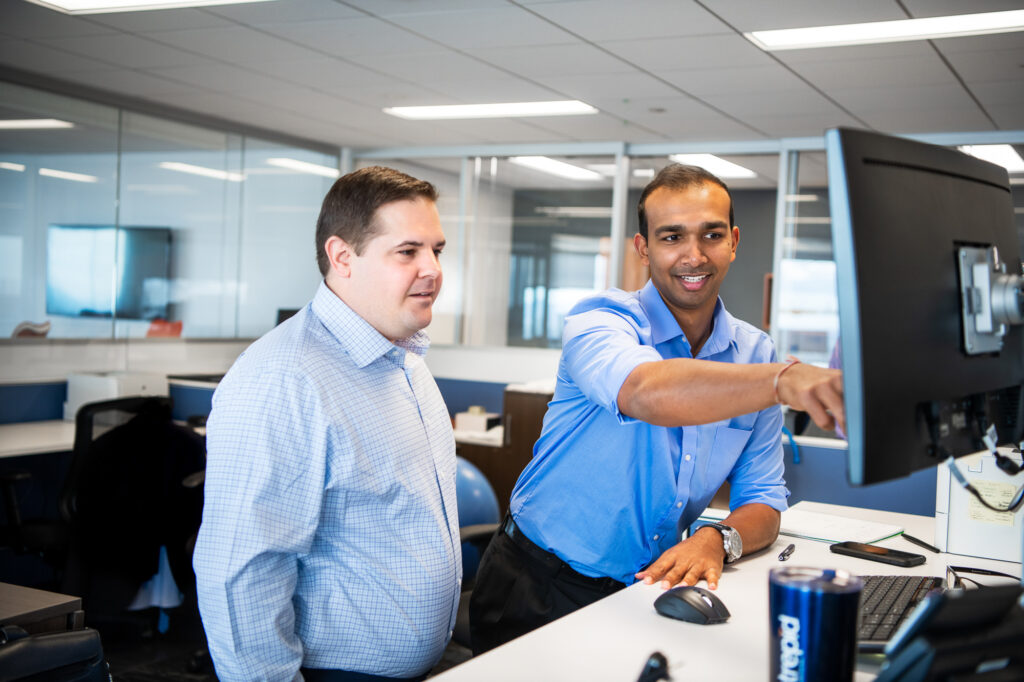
[858, 575, 944, 653]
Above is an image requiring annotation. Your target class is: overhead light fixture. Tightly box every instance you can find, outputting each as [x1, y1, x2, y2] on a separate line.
[0, 118, 74, 129]
[266, 157, 340, 178]
[535, 206, 613, 218]
[785, 194, 819, 202]
[509, 156, 603, 181]
[384, 100, 597, 120]
[585, 164, 655, 179]
[958, 144, 1024, 173]
[0, 162, 26, 172]
[39, 168, 99, 183]
[745, 9, 1024, 51]
[159, 161, 244, 182]
[668, 154, 757, 179]
[26, 0, 275, 15]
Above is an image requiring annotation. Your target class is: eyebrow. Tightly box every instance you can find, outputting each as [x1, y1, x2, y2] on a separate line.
[393, 239, 446, 248]
[653, 221, 729, 235]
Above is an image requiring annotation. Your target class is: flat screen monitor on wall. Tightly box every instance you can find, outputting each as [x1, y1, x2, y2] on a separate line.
[46, 224, 172, 321]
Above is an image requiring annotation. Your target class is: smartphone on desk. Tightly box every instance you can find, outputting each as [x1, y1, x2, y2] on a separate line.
[829, 541, 926, 567]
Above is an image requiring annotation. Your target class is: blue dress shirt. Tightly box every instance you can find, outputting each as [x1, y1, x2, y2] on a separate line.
[510, 280, 789, 585]
[194, 282, 461, 681]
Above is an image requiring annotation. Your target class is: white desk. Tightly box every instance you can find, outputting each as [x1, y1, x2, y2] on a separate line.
[435, 502, 1021, 681]
[0, 420, 75, 459]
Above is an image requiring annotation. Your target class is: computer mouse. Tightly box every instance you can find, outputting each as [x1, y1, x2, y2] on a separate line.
[653, 585, 731, 624]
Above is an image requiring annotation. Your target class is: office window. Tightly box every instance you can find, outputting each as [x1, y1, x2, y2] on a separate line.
[0, 82, 119, 340]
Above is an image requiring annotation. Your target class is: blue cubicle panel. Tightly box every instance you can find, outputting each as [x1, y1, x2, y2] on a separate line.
[0, 382, 66, 424]
[783, 442, 936, 516]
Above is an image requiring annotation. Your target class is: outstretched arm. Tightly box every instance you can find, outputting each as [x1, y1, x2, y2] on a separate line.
[617, 358, 844, 433]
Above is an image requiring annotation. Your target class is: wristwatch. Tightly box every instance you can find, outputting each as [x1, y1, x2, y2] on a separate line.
[704, 522, 743, 563]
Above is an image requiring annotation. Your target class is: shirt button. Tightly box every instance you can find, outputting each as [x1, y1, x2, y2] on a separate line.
[653, 534, 660, 541]
[684, 454, 692, 462]
[677, 502, 683, 508]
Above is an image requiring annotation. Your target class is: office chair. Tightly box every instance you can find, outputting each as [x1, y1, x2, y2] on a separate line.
[0, 397, 206, 623]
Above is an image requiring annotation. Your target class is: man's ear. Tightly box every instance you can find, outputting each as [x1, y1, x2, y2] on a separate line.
[633, 232, 650, 266]
[730, 225, 740, 262]
[324, 235, 354, 278]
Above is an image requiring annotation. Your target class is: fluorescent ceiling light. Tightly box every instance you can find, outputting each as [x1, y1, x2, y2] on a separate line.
[26, 0, 274, 15]
[535, 206, 613, 218]
[958, 144, 1024, 173]
[509, 156, 603, 181]
[384, 100, 597, 120]
[39, 168, 98, 183]
[267, 157, 340, 178]
[785, 194, 819, 202]
[0, 118, 74, 130]
[585, 164, 655, 179]
[746, 9, 1024, 51]
[668, 154, 757, 179]
[0, 162, 26, 172]
[159, 161, 244, 182]
[785, 217, 831, 225]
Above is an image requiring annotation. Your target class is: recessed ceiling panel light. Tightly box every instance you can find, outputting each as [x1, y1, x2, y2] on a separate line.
[668, 154, 757, 179]
[39, 168, 99, 183]
[267, 157, 340, 178]
[384, 100, 597, 120]
[27, 0, 274, 15]
[0, 118, 74, 129]
[0, 162, 27, 172]
[535, 206, 613, 218]
[746, 9, 1024, 51]
[159, 161, 244, 182]
[785, 194, 819, 202]
[958, 144, 1024, 173]
[509, 156, 603, 181]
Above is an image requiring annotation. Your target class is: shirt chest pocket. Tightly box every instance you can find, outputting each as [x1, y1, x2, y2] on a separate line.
[703, 425, 753, 481]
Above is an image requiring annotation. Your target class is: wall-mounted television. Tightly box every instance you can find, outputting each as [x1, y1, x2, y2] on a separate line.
[46, 224, 172, 321]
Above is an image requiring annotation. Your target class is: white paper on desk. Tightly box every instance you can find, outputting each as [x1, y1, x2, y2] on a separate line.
[697, 506, 903, 544]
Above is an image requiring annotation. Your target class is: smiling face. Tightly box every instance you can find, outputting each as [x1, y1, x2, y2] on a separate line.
[324, 196, 445, 341]
[635, 183, 739, 339]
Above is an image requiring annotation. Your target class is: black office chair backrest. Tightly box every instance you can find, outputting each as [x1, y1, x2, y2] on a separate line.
[61, 396, 174, 523]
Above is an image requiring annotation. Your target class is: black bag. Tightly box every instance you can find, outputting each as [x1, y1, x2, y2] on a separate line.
[0, 625, 110, 682]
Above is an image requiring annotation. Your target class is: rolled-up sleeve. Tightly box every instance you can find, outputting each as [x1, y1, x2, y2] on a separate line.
[561, 303, 662, 424]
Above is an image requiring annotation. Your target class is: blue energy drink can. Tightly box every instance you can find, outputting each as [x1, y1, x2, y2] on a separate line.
[769, 566, 862, 682]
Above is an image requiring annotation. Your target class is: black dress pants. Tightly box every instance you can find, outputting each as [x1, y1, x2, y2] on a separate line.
[468, 516, 626, 656]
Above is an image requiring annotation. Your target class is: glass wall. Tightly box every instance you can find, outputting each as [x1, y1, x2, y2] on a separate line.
[0, 81, 338, 340]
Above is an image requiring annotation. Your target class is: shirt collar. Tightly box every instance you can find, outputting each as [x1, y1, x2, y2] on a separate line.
[638, 279, 737, 357]
[311, 281, 430, 369]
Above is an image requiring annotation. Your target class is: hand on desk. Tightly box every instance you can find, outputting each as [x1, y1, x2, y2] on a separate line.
[635, 530, 726, 590]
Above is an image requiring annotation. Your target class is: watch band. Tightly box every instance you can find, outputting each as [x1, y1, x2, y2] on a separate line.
[705, 522, 742, 563]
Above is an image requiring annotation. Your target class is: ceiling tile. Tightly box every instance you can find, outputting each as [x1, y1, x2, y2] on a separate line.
[774, 41, 934, 65]
[599, 33, 775, 72]
[68, 68, 198, 99]
[699, 88, 843, 118]
[148, 63, 288, 93]
[383, 6, 572, 50]
[860, 106, 997, 133]
[415, 77, 560, 104]
[37, 33, 209, 69]
[794, 53, 957, 90]
[657, 64, 810, 96]
[700, 0, 902, 32]
[942, 48, 1024, 83]
[523, 0, 730, 41]
[84, 7, 233, 32]
[466, 43, 634, 78]
[345, 50, 518, 84]
[534, 71, 682, 101]
[204, 0, 363, 25]
[257, 17, 439, 57]
[830, 82, 981, 112]
[142, 26, 323, 65]
[0, 38, 114, 73]
[972, 80, 1024, 108]
[744, 111, 865, 139]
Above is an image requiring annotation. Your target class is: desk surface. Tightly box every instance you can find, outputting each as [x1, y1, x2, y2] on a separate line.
[0, 582, 82, 633]
[435, 501, 1021, 681]
[0, 420, 75, 459]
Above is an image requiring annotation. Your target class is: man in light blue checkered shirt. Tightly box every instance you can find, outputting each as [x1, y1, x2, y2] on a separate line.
[194, 167, 461, 681]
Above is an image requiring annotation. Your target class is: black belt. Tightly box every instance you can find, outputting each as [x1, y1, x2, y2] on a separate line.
[501, 515, 625, 593]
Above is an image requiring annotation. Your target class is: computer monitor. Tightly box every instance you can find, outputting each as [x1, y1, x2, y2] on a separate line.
[826, 128, 1024, 486]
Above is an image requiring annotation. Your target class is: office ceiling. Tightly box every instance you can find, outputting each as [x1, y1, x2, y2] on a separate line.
[0, 0, 1022, 152]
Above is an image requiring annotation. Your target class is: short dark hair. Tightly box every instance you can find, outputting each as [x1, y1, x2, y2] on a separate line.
[315, 166, 438, 276]
[637, 164, 734, 239]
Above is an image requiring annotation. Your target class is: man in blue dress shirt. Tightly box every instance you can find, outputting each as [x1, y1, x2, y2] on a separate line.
[470, 164, 845, 654]
[194, 167, 460, 681]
